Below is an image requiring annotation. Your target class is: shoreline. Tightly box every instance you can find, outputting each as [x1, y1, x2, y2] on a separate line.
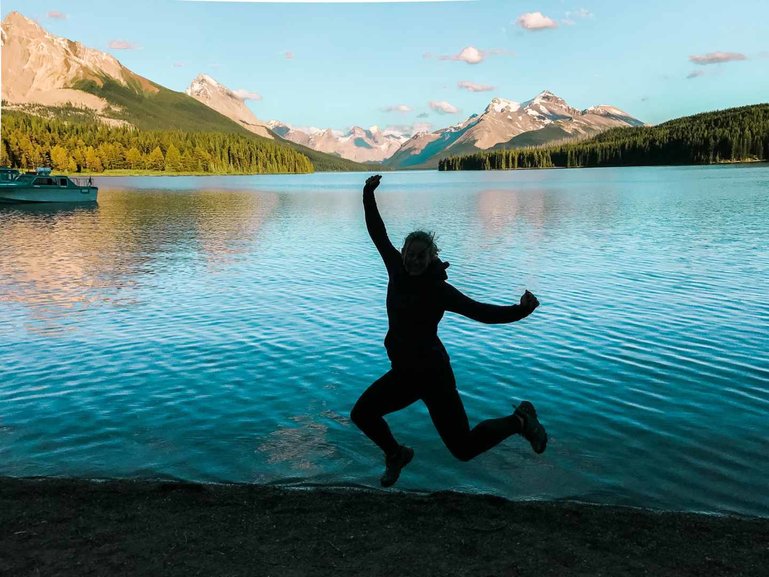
[2, 477, 767, 576]
[3, 159, 766, 179]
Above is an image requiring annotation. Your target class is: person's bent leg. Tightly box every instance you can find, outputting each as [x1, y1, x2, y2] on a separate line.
[424, 366, 522, 462]
[350, 369, 420, 456]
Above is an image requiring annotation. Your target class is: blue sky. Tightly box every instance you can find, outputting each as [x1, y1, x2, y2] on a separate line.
[4, 0, 768, 133]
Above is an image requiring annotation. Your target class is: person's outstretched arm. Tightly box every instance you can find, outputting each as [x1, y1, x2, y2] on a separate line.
[442, 285, 539, 324]
[363, 175, 401, 270]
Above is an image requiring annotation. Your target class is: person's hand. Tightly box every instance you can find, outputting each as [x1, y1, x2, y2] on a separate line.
[364, 174, 382, 195]
[519, 290, 539, 313]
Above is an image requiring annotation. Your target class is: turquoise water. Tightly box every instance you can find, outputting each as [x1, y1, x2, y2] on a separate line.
[1, 166, 767, 517]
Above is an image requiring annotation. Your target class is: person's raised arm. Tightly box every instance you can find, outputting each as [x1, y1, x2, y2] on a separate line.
[442, 285, 539, 324]
[363, 175, 401, 269]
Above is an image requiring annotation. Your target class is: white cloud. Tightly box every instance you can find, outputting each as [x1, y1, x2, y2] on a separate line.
[565, 8, 592, 19]
[440, 46, 485, 64]
[233, 89, 263, 101]
[383, 105, 412, 113]
[689, 52, 747, 65]
[458, 80, 495, 92]
[516, 12, 557, 31]
[284, 51, 294, 59]
[173, 62, 185, 68]
[429, 101, 460, 114]
[47, 11, 67, 20]
[109, 40, 138, 50]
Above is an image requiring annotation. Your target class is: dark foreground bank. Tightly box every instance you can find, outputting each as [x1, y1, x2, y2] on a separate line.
[1, 478, 767, 577]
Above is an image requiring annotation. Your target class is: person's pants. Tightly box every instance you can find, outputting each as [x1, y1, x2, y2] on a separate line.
[350, 364, 521, 461]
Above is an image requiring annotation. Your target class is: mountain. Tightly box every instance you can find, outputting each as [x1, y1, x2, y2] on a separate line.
[268, 122, 409, 163]
[440, 103, 769, 170]
[0, 11, 370, 172]
[386, 91, 644, 169]
[0, 11, 258, 134]
[0, 11, 151, 124]
[185, 74, 273, 139]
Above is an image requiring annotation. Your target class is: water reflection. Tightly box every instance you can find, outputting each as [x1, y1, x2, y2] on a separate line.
[0, 188, 279, 334]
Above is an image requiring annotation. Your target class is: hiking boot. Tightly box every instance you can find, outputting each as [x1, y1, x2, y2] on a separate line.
[380, 445, 414, 488]
[514, 401, 547, 454]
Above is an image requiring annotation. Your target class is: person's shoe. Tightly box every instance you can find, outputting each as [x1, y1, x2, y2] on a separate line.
[380, 445, 414, 488]
[514, 401, 547, 454]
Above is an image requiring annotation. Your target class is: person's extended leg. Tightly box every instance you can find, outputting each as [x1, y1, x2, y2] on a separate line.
[351, 369, 420, 486]
[423, 366, 524, 462]
[350, 369, 420, 456]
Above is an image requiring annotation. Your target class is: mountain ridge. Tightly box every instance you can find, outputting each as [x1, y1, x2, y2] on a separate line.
[0, 11, 370, 172]
[1, 10, 642, 171]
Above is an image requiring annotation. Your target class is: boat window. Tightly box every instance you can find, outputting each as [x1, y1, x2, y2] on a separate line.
[33, 177, 55, 186]
[59, 178, 68, 187]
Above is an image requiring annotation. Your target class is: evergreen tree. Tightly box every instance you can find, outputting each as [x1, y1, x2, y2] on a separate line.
[147, 146, 165, 171]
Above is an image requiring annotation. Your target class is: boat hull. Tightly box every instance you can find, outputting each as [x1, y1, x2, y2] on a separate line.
[0, 185, 98, 203]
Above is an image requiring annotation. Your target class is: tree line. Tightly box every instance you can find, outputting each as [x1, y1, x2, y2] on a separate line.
[0, 110, 314, 174]
[439, 104, 769, 171]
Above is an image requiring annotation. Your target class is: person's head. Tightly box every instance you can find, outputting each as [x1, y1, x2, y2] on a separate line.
[401, 230, 440, 276]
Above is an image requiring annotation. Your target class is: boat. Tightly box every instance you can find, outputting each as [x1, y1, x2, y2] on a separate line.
[0, 167, 98, 203]
[0, 167, 20, 181]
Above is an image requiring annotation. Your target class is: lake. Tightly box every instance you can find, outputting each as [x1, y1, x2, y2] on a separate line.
[1, 166, 767, 517]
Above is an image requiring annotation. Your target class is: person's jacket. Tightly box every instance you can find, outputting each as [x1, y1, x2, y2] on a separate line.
[364, 188, 528, 370]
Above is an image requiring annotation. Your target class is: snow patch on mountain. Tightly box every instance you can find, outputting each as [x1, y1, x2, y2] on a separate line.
[185, 73, 272, 139]
[267, 121, 411, 163]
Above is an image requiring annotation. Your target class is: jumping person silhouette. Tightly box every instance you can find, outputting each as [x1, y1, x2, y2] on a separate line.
[351, 174, 548, 487]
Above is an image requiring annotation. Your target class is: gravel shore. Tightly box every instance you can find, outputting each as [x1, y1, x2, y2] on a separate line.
[2, 477, 767, 576]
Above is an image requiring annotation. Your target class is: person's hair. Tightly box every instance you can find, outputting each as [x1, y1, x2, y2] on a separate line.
[403, 230, 440, 259]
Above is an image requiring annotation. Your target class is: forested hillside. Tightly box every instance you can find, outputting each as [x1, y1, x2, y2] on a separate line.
[0, 108, 368, 174]
[439, 104, 769, 171]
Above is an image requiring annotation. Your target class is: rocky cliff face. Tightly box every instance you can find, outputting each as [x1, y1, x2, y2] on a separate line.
[1, 11, 157, 115]
[185, 74, 273, 140]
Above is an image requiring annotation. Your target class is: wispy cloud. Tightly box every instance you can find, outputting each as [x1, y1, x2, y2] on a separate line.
[284, 51, 294, 59]
[411, 122, 433, 133]
[440, 46, 485, 64]
[429, 101, 460, 114]
[233, 89, 262, 101]
[686, 70, 706, 79]
[689, 51, 747, 65]
[517, 12, 557, 31]
[458, 80, 495, 92]
[47, 11, 67, 20]
[383, 105, 412, 113]
[173, 62, 185, 68]
[109, 40, 139, 50]
[417, 112, 429, 119]
[562, 8, 592, 26]
[382, 123, 432, 137]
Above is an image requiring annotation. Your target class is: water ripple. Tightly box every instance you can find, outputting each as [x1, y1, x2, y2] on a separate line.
[1, 167, 768, 516]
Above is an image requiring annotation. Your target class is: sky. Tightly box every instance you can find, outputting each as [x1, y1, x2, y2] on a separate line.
[3, 0, 768, 134]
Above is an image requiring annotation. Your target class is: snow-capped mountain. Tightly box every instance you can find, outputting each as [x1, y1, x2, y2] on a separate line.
[1, 11, 154, 123]
[185, 74, 273, 139]
[268, 122, 409, 163]
[1, 11, 643, 169]
[386, 91, 644, 168]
